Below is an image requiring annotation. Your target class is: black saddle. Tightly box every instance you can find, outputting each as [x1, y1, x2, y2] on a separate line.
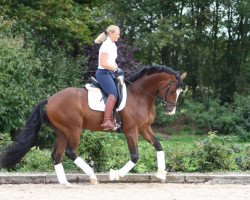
[90, 77, 123, 108]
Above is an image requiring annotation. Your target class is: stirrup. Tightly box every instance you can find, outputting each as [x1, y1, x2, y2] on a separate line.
[101, 121, 117, 131]
[102, 126, 118, 131]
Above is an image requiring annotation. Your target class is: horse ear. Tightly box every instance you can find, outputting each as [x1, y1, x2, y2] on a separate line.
[181, 72, 187, 80]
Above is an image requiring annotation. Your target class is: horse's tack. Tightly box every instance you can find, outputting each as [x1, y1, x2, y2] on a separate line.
[125, 78, 177, 107]
[85, 77, 127, 112]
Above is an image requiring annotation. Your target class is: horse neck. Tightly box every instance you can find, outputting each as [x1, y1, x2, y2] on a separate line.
[129, 73, 172, 102]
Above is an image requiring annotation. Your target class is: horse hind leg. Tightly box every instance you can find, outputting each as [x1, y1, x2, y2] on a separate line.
[65, 133, 98, 184]
[52, 132, 71, 187]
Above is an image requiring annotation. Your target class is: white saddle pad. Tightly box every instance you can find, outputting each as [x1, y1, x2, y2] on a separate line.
[85, 82, 127, 112]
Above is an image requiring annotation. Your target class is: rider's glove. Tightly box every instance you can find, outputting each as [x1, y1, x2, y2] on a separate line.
[114, 67, 124, 77]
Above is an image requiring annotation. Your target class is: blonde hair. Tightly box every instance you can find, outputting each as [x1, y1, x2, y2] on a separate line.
[94, 25, 120, 44]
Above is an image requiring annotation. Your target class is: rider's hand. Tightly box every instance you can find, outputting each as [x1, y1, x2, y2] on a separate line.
[114, 67, 124, 77]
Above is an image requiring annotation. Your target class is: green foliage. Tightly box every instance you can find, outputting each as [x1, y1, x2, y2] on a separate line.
[0, 0, 115, 65]
[133, 142, 157, 173]
[0, 0, 249, 174]
[184, 99, 236, 133]
[74, 131, 160, 173]
[166, 132, 249, 172]
[0, 18, 84, 135]
[234, 95, 250, 141]
[15, 147, 53, 172]
[6, 131, 249, 173]
[239, 145, 250, 170]
[166, 149, 195, 172]
[110, 0, 250, 103]
[1, 0, 97, 45]
[4, 131, 157, 173]
[189, 133, 240, 172]
[0, 26, 42, 131]
[180, 94, 250, 140]
[77, 131, 129, 172]
[0, 133, 12, 149]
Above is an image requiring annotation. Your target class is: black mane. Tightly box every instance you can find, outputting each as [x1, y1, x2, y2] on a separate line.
[125, 65, 183, 87]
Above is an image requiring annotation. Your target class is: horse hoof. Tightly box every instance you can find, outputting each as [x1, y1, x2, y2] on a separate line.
[89, 178, 99, 185]
[110, 169, 120, 181]
[155, 169, 167, 182]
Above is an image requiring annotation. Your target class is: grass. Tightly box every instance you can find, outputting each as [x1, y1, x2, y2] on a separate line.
[117, 128, 250, 153]
[163, 134, 204, 151]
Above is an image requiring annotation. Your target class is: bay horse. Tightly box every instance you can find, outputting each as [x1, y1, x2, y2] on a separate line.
[0, 65, 186, 186]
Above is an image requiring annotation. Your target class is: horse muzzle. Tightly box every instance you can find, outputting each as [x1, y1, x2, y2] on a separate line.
[165, 104, 176, 115]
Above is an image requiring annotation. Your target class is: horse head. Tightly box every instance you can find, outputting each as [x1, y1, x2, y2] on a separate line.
[158, 72, 187, 115]
[125, 65, 187, 115]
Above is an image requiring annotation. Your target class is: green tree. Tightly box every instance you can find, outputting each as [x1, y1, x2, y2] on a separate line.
[0, 18, 83, 132]
[1, 1, 79, 42]
[109, 0, 250, 103]
[0, 0, 110, 47]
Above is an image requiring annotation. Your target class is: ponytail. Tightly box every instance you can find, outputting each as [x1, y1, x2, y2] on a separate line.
[94, 25, 120, 44]
[94, 32, 107, 44]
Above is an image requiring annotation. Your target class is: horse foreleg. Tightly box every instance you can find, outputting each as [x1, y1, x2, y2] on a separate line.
[110, 129, 139, 181]
[140, 126, 167, 181]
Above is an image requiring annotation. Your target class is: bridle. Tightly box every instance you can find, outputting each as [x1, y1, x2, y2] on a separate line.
[124, 78, 178, 108]
[158, 81, 178, 107]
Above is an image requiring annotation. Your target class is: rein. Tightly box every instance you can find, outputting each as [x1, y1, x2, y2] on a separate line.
[124, 78, 177, 107]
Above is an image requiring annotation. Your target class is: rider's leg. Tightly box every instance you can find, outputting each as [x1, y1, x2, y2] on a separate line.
[96, 69, 118, 131]
[101, 94, 117, 130]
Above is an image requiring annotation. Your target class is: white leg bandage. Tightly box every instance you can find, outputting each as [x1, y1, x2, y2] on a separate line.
[54, 163, 70, 185]
[156, 151, 167, 181]
[157, 151, 166, 170]
[110, 160, 135, 181]
[74, 157, 96, 179]
[119, 160, 135, 177]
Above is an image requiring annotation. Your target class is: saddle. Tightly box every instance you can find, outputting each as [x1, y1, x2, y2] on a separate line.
[85, 77, 127, 112]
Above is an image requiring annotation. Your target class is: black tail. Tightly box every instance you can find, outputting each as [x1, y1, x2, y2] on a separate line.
[0, 100, 48, 169]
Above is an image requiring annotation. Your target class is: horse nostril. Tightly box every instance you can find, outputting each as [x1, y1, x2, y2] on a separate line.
[166, 107, 172, 113]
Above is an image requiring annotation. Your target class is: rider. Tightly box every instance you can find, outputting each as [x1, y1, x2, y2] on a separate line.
[94, 25, 124, 131]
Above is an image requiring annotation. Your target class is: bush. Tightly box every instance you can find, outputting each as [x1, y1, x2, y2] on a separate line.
[181, 94, 250, 141]
[2, 131, 249, 173]
[234, 95, 250, 141]
[189, 132, 240, 171]
[0, 18, 85, 145]
[0, 29, 43, 131]
[133, 142, 157, 173]
[77, 131, 129, 172]
[166, 132, 250, 172]
[0, 133, 12, 149]
[2, 131, 162, 173]
[78, 131, 162, 173]
[14, 147, 53, 172]
[166, 149, 193, 172]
